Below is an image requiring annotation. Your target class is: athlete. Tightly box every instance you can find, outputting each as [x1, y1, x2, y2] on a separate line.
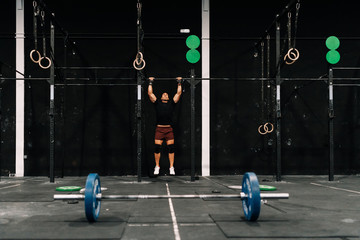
[147, 77, 182, 175]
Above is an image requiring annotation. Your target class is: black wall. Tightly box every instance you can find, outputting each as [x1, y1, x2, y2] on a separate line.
[1, 0, 360, 177]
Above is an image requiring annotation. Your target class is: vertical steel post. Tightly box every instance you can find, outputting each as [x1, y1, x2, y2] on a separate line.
[61, 32, 67, 178]
[0, 84, 2, 181]
[136, 1, 143, 182]
[49, 19, 55, 182]
[328, 67, 334, 181]
[275, 19, 282, 182]
[190, 68, 196, 182]
[137, 74, 142, 182]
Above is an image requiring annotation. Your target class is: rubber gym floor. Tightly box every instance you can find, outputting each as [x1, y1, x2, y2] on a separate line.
[0, 174, 359, 240]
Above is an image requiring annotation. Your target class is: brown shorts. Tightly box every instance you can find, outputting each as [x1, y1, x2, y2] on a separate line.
[155, 127, 174, 141]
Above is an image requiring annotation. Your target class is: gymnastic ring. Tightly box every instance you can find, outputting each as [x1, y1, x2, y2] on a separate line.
[264, 122, 274, 133]
[39, 56, 52, 69]
[284, 51, 297, 65]
[287, 48, 299, 61]
[284, 57, 295, 65]
[133, 58, 146, 70]
[30, 49, 41, 63]
[135, 56, 144, 66]
[135, 52, 143, 65]
[258, 124, 268, 135]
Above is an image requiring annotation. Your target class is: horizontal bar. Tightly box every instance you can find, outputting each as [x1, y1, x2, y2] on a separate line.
[53, 192, 289, 201]
[151, 77, 329, 81]
[48, 33, 188, 40]
[333, 84, 360, 87]
[55, 83, 138, 86]
[332, 67, 360, 70]
[100, 193, 289, 200]
[152, 77, 271, 81]
[56, 67, 132, 70]
[100, 194, 242, 199]
[0, 78, 51, 80]
[331, 78, 360, 80]
[194, 78, 327, 81]
[2, 77, 360, 82]
[62, 78, 136, 81]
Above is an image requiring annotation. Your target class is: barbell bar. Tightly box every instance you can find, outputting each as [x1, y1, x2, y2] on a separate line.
[53, 172, 289, 222]
[54, 192, 289, 200]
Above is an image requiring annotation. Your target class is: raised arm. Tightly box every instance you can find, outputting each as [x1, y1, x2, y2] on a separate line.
[148, 77, 157, 103]
[173, 77, 182, 103]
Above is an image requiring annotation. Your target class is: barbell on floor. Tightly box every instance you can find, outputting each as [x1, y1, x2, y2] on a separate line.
[53, 172, 289, 222]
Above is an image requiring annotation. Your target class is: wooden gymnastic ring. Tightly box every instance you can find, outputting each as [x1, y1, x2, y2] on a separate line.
[133, 58, 146, 70]
[135, 52, 143, 64]
[284, 51, 297, 65]
[258, 125, 268, 135]
[30, 49, 41, 63]
[39, 56, 52, 69]
[287, 48, 299, 61]
[264, 122, 274, 133]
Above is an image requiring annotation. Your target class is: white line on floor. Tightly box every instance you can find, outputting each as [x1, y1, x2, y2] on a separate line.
[0, 184, 21, 190]
[310, 182, 360, 194]
[180, 223, 216, 226]
[127, 223, 216, 227]
[166, 182, 181, 240]
[128, 223, 170, 227]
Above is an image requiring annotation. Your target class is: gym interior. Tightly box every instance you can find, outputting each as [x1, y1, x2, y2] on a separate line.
[1, 0, 359, 239]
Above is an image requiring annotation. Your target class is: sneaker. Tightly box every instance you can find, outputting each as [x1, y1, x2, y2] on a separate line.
[154, 166, 160, 175]
[169, 167, 175, 175]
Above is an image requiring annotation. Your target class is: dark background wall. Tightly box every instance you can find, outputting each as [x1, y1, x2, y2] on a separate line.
[1, 0, 360, 177]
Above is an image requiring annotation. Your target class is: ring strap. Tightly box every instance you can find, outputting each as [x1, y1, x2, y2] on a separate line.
[33, 1, 39, 50]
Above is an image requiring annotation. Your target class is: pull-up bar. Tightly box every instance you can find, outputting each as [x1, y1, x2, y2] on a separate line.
[55, 67, 133, 70]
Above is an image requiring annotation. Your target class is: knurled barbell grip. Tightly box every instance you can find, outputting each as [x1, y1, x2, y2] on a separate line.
[100, 194, 241, 199]
[54, 193, 289, 201]
[99, 193, 289, 200]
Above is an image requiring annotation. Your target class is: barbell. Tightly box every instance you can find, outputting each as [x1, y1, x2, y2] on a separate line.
[53, 172, 289, 222]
